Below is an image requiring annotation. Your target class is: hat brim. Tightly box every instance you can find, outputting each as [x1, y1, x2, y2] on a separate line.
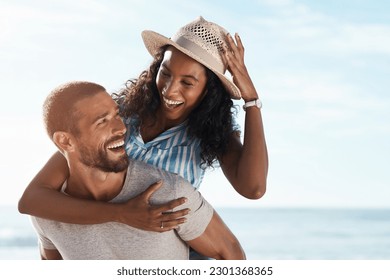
[141, 30, 241, 100]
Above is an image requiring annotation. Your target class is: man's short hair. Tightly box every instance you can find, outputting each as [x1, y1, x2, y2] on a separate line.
[43, 81, 106, 139]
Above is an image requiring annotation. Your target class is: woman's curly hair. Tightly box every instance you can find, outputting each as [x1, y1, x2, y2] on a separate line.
[113, 46, 238, 169]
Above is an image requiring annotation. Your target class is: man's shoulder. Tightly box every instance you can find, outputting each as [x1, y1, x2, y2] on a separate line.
[128, 159, 177, 181]
[128, 159, 195, 196]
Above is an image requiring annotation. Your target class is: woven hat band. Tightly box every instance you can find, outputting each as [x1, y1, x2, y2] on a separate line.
[172, 35, 226, 73]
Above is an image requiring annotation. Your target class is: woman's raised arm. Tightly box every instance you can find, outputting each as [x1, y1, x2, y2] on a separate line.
[219, 33, 268, 199]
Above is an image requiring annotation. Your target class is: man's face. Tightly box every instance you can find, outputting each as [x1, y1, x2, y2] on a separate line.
[72, 91, 128, 173]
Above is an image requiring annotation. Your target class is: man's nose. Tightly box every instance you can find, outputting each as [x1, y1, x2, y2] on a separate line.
[113, 117, 126, 135]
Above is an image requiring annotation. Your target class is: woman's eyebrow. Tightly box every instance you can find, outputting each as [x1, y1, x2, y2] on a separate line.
[161, 63, 199, 82]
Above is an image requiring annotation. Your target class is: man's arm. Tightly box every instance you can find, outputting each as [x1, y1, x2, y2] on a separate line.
[186, 210, 246, 260]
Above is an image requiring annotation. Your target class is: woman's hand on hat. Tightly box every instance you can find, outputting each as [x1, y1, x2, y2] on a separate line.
[223, 33, 259, 102]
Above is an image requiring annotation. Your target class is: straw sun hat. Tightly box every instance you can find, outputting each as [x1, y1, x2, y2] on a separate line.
[141, 16, 241, 99]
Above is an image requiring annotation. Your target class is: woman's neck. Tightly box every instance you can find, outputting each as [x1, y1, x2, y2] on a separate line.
[140, 109, 178, 142]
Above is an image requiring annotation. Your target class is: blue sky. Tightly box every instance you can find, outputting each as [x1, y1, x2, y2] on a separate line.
[0, 0, 389, 208]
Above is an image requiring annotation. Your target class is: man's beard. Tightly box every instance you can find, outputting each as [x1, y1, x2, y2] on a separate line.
[78, 140, 129, 173]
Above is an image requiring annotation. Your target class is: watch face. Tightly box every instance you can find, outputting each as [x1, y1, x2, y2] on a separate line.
[256, 99, 262, 108]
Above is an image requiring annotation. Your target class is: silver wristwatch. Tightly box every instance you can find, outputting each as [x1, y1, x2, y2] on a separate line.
[243, 99, 262, 111]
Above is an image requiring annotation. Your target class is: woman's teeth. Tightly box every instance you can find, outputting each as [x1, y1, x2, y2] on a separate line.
[163, 97, 184, 107]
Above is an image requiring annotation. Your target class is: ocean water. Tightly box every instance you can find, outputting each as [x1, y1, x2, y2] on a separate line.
[1, 206, 389, 260]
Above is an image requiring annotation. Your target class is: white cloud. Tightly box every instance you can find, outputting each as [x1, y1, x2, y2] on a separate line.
[0, 1, 108, 59]
[263, 73, 357, 102]
[327, 23, 390, 54]
[251, 0, 390, 55]
[0, 116, 56, 206]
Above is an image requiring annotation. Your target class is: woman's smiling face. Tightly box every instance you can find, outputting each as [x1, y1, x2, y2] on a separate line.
[156, 46, 208, 126]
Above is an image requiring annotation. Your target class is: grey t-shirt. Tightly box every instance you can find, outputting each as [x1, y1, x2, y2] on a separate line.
[31, 159, 214, 260]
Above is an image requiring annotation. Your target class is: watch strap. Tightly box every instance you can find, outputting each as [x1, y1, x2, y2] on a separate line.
[243, 99, 262, 111]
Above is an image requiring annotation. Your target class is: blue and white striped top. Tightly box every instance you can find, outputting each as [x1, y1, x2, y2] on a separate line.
[124, 117, 205, 188]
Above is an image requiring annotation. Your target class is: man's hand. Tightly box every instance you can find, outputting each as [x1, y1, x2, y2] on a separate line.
[117, 181, 189, 232]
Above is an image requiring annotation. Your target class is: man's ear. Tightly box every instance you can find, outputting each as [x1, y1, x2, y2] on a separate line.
[52, 131, 76, 152]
